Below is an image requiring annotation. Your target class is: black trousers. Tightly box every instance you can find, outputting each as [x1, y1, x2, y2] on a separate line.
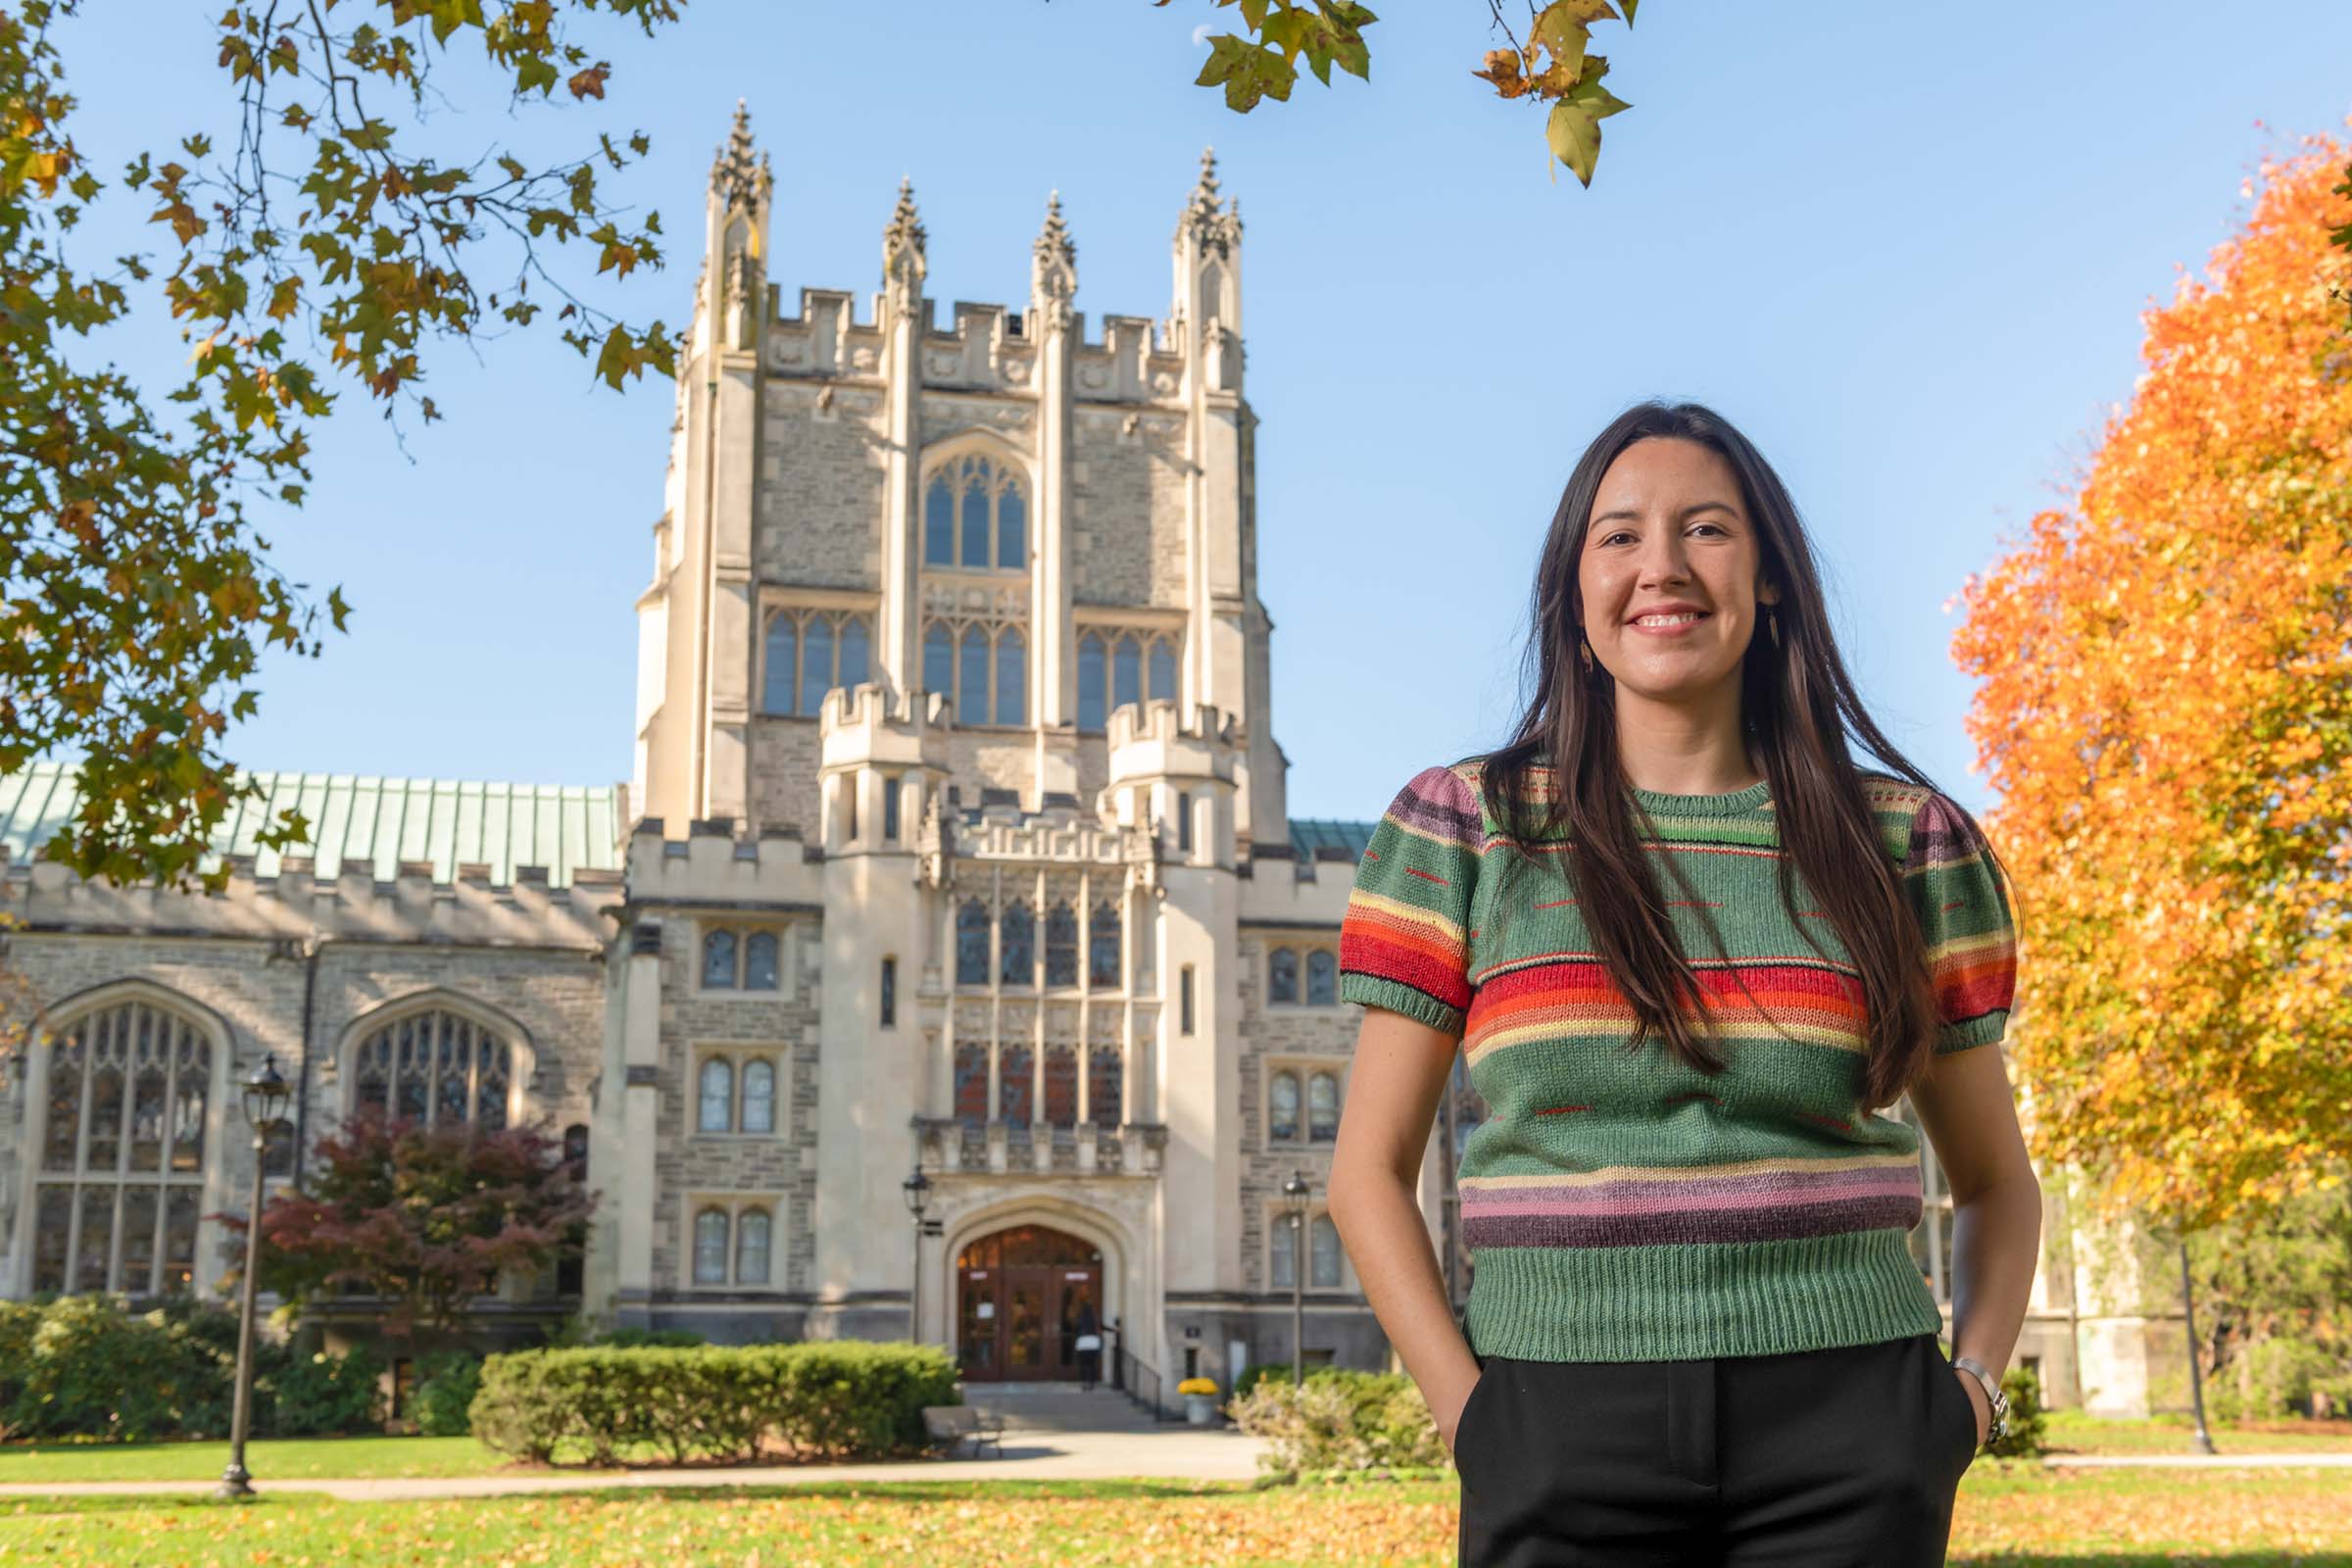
[1454, 1330, 1979, 1567]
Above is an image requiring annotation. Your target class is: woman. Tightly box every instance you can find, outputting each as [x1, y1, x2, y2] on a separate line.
[1327, 401, 2039, 1567]
[1072, 1294, 1102, 1391]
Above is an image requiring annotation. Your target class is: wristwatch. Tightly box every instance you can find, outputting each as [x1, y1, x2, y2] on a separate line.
[1951, 1355, 2010, 1446]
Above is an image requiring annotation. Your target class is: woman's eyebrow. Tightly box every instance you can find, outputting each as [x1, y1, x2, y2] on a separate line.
[1590, 501, 1741, 526]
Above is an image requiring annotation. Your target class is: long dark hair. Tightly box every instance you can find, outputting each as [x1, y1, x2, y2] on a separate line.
[1474, 400, 2018, 1112]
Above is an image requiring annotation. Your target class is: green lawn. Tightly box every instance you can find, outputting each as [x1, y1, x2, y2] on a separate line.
[2038, 1408, 2352, 1455]
[0, 1435, 525, 1484]
[0, 1470, 2346, 1566]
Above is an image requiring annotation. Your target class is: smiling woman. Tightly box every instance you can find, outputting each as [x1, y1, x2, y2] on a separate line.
[1326, 400, 2041, 1568]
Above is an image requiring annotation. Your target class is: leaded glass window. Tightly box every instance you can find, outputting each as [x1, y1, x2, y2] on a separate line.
[1043, 1046, 1078, 1128]
[699, 1058, 733, 1134]
[1269, 1070, 1300, 1144]
[1045, 902, 1078, 988]
[956, 899, 991, 987]
[1308, 1071, 1341, 1143]
[736, 1208, 772, 1285]
[352, 1008, 514, 1131]
[741, 1058, 776, 1135]
[31, 996, 213, 1298]
[703, 930, 737, 989]
[1000, 901, 1035, 987]
[1088, 1046, 1122, 1130]
[693, 1208, 729, 1284]
[744, 931, 779, 991]
[1268, 947, 1298, 1004]
[999, 1044, 1034, 1127]
[1307, 950, 1337, 1005]
[1310, 1215, 1343, 1288]
[1089, 900, 1121, 988]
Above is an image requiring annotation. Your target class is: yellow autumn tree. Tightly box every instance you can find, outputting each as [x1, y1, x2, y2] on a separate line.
[1951, 133, 2352, 1235]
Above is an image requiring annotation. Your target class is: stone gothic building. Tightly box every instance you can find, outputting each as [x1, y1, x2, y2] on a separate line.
[0, 110, 2183, 1413]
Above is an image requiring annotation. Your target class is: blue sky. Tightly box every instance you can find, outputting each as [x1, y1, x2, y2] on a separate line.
[50, 2, 2352, 822]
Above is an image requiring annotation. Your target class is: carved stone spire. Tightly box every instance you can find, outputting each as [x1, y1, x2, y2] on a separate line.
[710, 98, 771, 212]
[1030, 189, 1078, 329]
[882, 175, 928, 304]
[1176, 145, 1241, 258]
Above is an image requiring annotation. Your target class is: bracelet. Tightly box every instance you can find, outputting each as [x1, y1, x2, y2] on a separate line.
[1951, 1354, 2011, 1446]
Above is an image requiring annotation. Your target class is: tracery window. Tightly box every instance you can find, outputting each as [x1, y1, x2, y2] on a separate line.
[1087, 1047, 1122, 1129]
[924, 619, 1026, 726]
[701, 925, 785, 991]
[956, 899, 991, 987]
[352, 1007, 513, 1131]
[1076, 628, 1180, 731]
[922, 453, 1029, 570]
[1265, 944, 1339, 1006]
[999, 901, 1035, 986]
[694, 1050, 780, 1136]
[1088, 900, 1121, 988]
[762, 610, 872, 716]
[1271, 1213, 1346, 1292]
[1044, 901, 1078, 988]
[689, 1201, 776, 1289]
[31, 995, 212, 1297]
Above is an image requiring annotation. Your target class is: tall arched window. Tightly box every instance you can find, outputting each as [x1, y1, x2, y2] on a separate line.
[703, 930, 737, 989]
[924, 621, 955, 698]
[1077, 633, 1106, 730]
[32, 994, 213, 1297]
[956, 899, 991, 986]
[924, 474, 956, 564]
[1307, 950, 1337, 1005]
[799, 615, 834, 717]
[999, 1044, 1034, 1126]
[959, 464, 990, 566]
[997, 485, 1027, 567]
[1112, 634, 1142, 717]
[1088, 1047, 1122, 1130]
[1089, 900, 1121, 988]
[1267, 947, 1298, 1004]
[840, 617, 869, 689]
[736, 1208, 772, 1285]
[953, 1042, 989, 1129]
[996, 628, 1026, 726]
[1308, 1071, 1340, 1143]
[1309, 1214, 1343, 1288]
[1268, 1069, 1300, 1144]
[744, 931, 779, 992]
[1043, 1046, 1078, 1128]
[352, 1008, 514, 1130]
[699, 1058, 734, 1134]
[1150, 639, 1176, 702]
[957, 624, 989, 723]
[740, 1059, 776, 1135]
[693, 1208, 729, 1285]
[999, 901, 1035, 987]
[1044, 902, 1078, 988]
[762, 615, 797, 714]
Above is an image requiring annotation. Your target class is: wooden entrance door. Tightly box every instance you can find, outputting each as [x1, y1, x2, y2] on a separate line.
[956, 1224, 1103, 1382]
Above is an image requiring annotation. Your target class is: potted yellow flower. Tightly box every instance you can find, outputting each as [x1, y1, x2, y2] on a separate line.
[1177, 1376, 1220, 1425]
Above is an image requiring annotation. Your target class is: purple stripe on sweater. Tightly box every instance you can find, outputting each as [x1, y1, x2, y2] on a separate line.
[1391, 767, 1481, 847]
[1463, 1193, 1924, 1250]
[1461, 1164, 1918, 1219]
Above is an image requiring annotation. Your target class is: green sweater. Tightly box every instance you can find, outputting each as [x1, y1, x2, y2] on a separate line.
[1337, 760, 2018, 1363]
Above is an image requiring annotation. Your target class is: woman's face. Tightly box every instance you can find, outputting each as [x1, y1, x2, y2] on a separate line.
[1577, 436, 1777, 706]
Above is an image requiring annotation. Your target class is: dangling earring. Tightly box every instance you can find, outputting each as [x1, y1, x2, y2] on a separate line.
[1579, 632, 1594, 672]
[1766, 606, 1780, 648]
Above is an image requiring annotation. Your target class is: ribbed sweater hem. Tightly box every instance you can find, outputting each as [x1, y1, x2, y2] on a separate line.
[1463, 1229, 1947, 1363]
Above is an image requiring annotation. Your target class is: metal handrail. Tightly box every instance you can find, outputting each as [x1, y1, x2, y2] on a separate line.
[1106, 1316, 1181, 1422]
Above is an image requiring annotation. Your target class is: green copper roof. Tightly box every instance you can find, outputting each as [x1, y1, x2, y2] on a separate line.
[0, 762, 623, 889]
[1289, 815, 1377, 862]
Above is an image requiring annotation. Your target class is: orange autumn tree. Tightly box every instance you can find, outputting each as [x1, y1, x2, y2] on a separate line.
[1950, 134, 2352, 1237]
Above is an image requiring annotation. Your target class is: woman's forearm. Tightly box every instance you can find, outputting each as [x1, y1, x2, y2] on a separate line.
[1949, 1170, 2043, 1376]
[1330, 1159, 1482, 1434]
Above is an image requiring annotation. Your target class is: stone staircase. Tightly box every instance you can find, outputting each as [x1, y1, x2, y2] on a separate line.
[962, 1381, 1171, 1435]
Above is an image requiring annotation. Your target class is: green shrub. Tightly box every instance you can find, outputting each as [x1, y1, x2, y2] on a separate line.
[469, 1341, 958, 1466]
[0, 1296, 234, 1443]
[1986, 1364, 2046, 1458]
[1228, 1368, 1447, 1474]
[262, 1341, 383, 1437]
[413, 1350, 486, 1437]
[592, 1325, 708, 1349]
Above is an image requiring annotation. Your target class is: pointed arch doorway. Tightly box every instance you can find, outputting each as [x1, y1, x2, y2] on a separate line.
[955, 1223, 1103, 1382]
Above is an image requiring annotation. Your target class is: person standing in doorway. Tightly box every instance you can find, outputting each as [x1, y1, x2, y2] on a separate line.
[1073, 1294, 1102, 1391]
[1327, 400, 2037, 1566]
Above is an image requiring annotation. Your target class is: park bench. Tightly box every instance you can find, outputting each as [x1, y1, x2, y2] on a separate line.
[921, 1402, 1006, 1458]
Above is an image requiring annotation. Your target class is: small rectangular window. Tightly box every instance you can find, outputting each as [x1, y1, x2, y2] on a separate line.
[1180, 965, 1195, 1036]
[881, 956, 897, 1028]
[844, 777, 858, 843]
[884, 776, 902, 842]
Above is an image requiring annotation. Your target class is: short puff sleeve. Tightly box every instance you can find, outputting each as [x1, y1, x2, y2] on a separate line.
[1338, 763, 1483, 1037]
[1903, 789, 2018, 1054]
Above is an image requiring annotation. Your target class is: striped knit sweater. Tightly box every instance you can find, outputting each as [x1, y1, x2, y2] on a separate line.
[1337, 760, 2018, 1363]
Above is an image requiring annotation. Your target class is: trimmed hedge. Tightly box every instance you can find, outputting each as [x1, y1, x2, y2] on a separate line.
[468, 1341, 960, 1466]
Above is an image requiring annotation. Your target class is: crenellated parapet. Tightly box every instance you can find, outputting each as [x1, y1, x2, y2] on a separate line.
[1103, 697, 1240, 790]
[0, 845, 619, 949]
[621, 816, 823, 910]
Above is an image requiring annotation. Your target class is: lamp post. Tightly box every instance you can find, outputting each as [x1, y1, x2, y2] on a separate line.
[902, 1165, 932, 1343]
[220, 1054, 292, 1499]
[1281, 1169, 1311, 1388]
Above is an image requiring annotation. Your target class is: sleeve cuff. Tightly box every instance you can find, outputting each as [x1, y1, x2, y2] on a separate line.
[1340, 974, 1466, 1038]
[1933, 1009, 2010, 1056]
